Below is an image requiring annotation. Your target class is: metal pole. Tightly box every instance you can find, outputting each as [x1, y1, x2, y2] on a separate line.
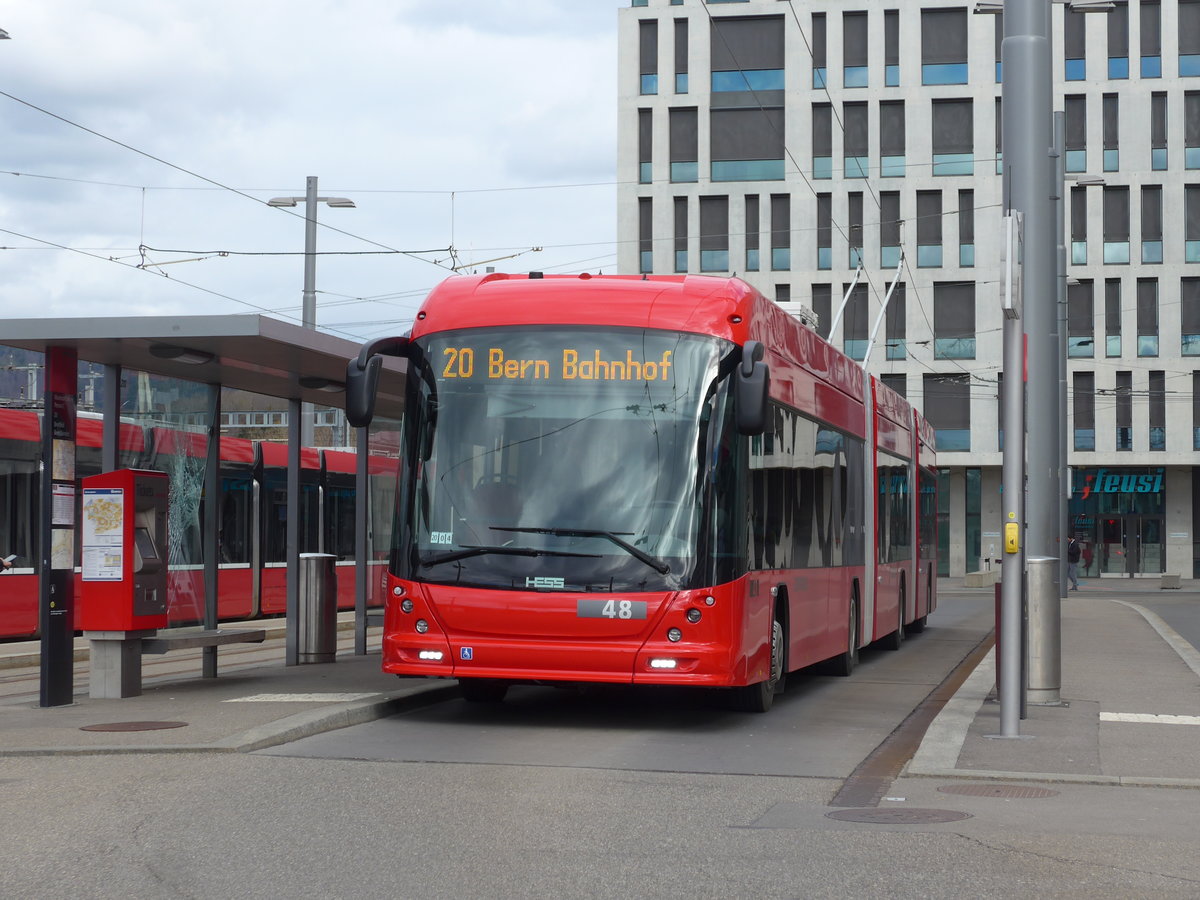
[1000, 301, 1026, 737]
[285, 396, 301, 666]
[203, 384, 220, 678]
[102, 364, 121, 473]
[1054, 111, 1069, 600]
[354, 425, 369, 655]
[1006, 0, 1059, 586]
[302, 175, 318, 449]
[1027, 555, 1062, 704]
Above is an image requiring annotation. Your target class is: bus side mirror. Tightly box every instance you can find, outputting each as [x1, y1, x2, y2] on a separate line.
[345, 335, 409, 428]
[735, 340, 770, 436]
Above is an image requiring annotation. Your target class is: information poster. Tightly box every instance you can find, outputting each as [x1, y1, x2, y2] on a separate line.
[82, 487, 125, 581]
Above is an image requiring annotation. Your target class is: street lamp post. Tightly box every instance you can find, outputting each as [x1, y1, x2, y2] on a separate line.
[269, 176, 355, 447]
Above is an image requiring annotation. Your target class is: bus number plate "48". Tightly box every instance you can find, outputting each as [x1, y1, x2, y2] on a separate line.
[577, 599, 647, 620]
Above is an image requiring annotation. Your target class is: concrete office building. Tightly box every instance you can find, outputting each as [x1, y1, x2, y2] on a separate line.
[617, 0, 1200, 578]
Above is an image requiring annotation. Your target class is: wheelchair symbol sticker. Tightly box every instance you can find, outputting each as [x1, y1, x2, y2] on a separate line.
[460, 647, 473, 661]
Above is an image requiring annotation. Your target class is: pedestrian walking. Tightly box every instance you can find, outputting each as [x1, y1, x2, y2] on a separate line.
[1067, 537, 1081, 590]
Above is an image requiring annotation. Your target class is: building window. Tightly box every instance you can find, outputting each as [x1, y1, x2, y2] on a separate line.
[1181, 0, 1200, 77]
[669, 108, 698, 183]
[932, 98, 973, 176]
[844, 102, 869, 178]
[923, 374, 971, 451]
[813, 104, 832, 179]
[1102, 93, 1119, 172]
[1071, 186, 1088, 265]
[880, 100, 906, 177]
[812, 13, 827, 89]
[1141, 185, 1162, 264]
[674, 197, 688, 273]
[958, 190, 974, 267]
[1149, 370, 1166, 451]
[934, 282, 975, 359]
[1105, 279, 1122, 357]
[699, 196, 729, 272]
[638, 197, 653, 273]
[994, 12, 1003, 82]
[1187, 93, 1200, 169]
[745, 195, 760, 271]
[638, 109, 652, 184]
[1064, 9, 1086, 80]
[817, 193, 832, 270]
[1103, 186, 1130, 265]
[1107, 1, 1128, 79]
[674, 18, 689, 93]
[1141, 1, 1162, 78]
[1137, 278, 1159, 357]
[1068, 280, 1095, 358]
[994, 97, 1003, 174]
[881, 373, 906, 398]
[1188, 185, 1200, 263]
[1065, 95, 1086, 173]
[1182, 278, 1200, 356]
[812, 284, 832, 341]
[917, 190, 942, 268]
[848, 192, 863, 269]
[770, 194, 790, 271]
[885, 10, 900, 86]
[880, 191, 901, 269]
[1073, 372, 1095, 451]
[843, 282, 868, 361]
[844, 11, 868, 87]
[639, 21, 658, 95]
[1151, 92, 1167, 170]
[886, 283, 907, 360]
[922, 8, 968, 85]
[710, 108, 784, 182]
[1115, 371, 1133, 450]
[1194, 372, 1200, 450]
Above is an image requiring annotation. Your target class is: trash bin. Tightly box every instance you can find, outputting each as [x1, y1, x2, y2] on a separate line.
[298, 553, 338, 664]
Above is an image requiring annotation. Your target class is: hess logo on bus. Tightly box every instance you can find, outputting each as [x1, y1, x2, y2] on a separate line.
[526, 576, 565, 589]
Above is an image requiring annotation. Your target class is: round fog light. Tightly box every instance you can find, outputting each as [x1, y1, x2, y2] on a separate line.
[400, 599, 414, 614]
[393, 585, 405, 597]
[415, 619, 429, 634]
[686, 608, 701, 623]
[667, 627, 683, 642]
[704, 595, 715, 606]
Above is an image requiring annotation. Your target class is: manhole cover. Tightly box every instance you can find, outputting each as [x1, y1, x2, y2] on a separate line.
[825, 808, 972, 825]
[80, 721, 189, 733]
[938, 783, 1059, 799]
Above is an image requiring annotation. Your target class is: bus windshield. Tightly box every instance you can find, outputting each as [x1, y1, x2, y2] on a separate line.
[402, 327, 736, 592]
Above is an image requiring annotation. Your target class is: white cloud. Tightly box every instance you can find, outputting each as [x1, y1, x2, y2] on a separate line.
[0, 1, 621, 339]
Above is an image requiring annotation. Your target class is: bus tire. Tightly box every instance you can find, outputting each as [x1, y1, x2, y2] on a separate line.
[729, 613, 784, 713]
[882, 585, 905, 651]
[459, 679, 509, 703]
[829, 593, 859, 677]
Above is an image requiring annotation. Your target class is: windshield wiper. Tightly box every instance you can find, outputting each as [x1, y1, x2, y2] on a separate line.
[491, 526, 671, 575]
[419, 544, 601, 567]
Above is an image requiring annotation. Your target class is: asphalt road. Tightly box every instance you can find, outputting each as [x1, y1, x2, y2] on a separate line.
[5, 592, 1200, 899]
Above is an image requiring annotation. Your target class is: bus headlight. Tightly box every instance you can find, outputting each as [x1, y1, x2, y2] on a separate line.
[415, 619, 429, 634]
[667, 628, 683, 642]
[686, 608, 702, 623]
[400, 599, 414, 613]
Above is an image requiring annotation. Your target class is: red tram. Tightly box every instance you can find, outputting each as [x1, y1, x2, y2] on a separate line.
[0, 407, 395, 638]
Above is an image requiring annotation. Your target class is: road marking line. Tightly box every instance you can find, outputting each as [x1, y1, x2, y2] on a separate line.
[223, 692, 380, 703]
[1100, 712, 1200, 726]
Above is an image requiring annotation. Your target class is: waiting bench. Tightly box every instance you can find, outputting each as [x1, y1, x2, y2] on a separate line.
[86, 627, 269, 699]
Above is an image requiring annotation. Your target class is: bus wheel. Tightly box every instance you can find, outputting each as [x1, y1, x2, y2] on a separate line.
[909, 614, 928, 634]
[829, 595, 859, 677]
[459, 679, 509, 703]
[883, 587, 905, 651]
[730, 614, 784, 713]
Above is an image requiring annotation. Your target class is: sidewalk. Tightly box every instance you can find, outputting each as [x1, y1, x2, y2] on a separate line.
[908, 578, 1200, 788]
[0, 616, 458, 756]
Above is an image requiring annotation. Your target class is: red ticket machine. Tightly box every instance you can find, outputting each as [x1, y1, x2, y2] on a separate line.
[79, 469, 169, 631]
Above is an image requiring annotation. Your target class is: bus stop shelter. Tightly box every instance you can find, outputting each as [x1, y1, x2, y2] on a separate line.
[1, 314, 406, 705]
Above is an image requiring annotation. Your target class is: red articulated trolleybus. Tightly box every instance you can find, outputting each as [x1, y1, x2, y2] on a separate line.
[347, 273, 937, 712]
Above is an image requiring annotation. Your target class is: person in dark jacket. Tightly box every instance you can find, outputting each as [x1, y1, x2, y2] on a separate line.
[1067, 538, 1081, 590]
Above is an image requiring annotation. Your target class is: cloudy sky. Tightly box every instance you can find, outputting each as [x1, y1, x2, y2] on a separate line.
[0, 1, 621, 343]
